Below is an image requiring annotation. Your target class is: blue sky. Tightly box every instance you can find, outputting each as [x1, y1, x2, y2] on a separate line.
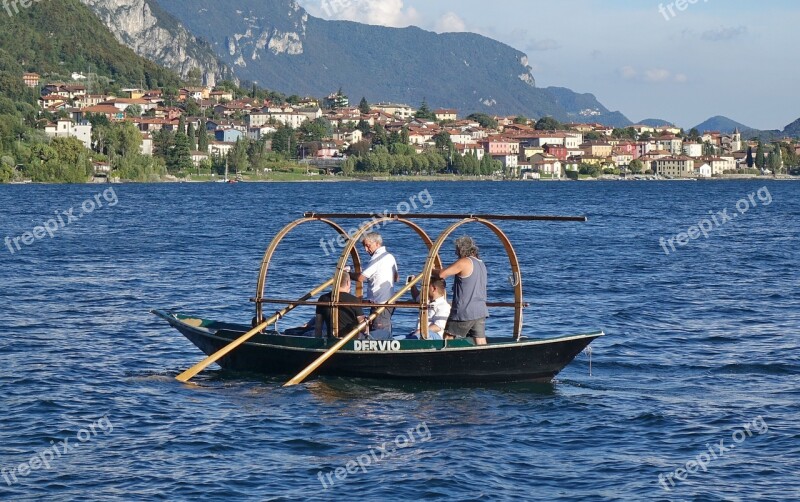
[298, 0, 797, 130]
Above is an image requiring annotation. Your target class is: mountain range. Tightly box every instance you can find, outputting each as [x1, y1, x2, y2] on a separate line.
[21, 0, 795, 135]
[688, 116, 800, 141]
[691, 116, 753, 134]
[78, 0, 234, 85]
[77, 0, 632, 127]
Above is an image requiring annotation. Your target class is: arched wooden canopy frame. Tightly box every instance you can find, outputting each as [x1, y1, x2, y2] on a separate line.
[328, 215, 442, 338]
[418, 217, 524, 340]
[253, 212, 585, 340]
[254, 217, 364, 323]
[253, 214, 444, 331]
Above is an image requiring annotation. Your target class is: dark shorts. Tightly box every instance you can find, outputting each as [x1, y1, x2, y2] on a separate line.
[444, 317, 486, 339]
[370, 307, 394, 333]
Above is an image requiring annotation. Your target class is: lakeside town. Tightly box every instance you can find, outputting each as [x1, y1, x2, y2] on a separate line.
[11, 71, 800, 183]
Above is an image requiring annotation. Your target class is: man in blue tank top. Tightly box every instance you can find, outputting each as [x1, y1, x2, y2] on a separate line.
[433, 236, 489, 345]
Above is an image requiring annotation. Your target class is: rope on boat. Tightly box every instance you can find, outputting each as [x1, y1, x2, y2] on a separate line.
[583, 345, 593, 376]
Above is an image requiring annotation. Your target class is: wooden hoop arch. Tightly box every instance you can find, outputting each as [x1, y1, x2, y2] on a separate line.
[419, 218, 524, 340]
[329, 216, 442, 338]
[254, 217, 363, 323]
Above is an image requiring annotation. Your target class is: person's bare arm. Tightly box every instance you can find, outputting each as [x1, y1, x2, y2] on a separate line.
[349, 271, 368, 283]
[357, 315, 369, 336]
[434, 257, 470, 280]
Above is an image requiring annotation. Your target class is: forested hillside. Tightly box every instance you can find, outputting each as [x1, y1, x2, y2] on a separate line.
[0, 0, 182, 182]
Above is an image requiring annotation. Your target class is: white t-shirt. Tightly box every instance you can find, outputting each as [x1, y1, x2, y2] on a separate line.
[417, 295, 451, 340]
[362, 246, 397, 304]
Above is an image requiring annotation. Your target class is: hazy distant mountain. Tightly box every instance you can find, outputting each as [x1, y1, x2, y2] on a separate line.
[689, 115, 800, 141]
[139, 0, 631, 125]
[781, 118, 800, 137]
[692, 115, 753, 134]
[544, 87, 631, 127]
[630, 115, 800, 140]
[637, 118, 680, 128]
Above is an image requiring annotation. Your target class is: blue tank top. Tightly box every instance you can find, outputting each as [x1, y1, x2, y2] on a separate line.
[450, 257, 489, 321]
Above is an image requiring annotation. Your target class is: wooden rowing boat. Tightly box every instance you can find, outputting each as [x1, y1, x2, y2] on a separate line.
[152, 212, 603, 384]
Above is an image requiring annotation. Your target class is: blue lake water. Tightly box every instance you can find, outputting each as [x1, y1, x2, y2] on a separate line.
[0, 180, 798, 501]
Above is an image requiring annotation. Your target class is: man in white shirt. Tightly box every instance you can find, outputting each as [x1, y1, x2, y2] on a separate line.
[350, 232, 398, 340]
[406, 278, 450, 340]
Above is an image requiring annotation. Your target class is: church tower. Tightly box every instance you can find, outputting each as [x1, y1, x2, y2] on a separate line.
[731, 128, 742, 152]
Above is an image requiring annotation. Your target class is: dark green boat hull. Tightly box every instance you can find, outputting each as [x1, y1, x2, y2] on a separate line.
[153, 310, 603, 383]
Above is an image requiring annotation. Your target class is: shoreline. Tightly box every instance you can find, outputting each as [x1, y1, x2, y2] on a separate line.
[4, 175, 798, 185]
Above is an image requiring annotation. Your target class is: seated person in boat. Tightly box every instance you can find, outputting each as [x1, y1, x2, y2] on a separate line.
[315, 273, 367, 339]
[403, 277, 450, 340]
[433, 236, 489, 346]
[281, 315, 320, 337]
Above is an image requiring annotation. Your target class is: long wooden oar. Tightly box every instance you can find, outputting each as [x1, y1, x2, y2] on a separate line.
[176, 278, 335, 383]
[283, 275, 422, 387]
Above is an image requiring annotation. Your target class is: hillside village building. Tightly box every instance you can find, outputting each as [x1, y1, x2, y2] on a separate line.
[44, 119, 92, 149]
[26, 70, 769, 179]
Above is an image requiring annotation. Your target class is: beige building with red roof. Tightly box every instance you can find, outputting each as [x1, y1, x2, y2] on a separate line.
[23, 72, 40, 88]
[434, 109, 458, 122]
[652, 155, 695, 177]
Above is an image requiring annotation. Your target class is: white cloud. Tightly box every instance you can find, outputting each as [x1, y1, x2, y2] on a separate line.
[435, 11, 467, 33]
[644, 68, 671, 82]
[620, 66, 688, 84]
[619, 66, 638, 80]
[304, 0, 420, 28]
[495, 28, 561, 52]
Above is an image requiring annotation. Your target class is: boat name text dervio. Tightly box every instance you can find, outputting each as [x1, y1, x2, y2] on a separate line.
[353, 340, 401, 352]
